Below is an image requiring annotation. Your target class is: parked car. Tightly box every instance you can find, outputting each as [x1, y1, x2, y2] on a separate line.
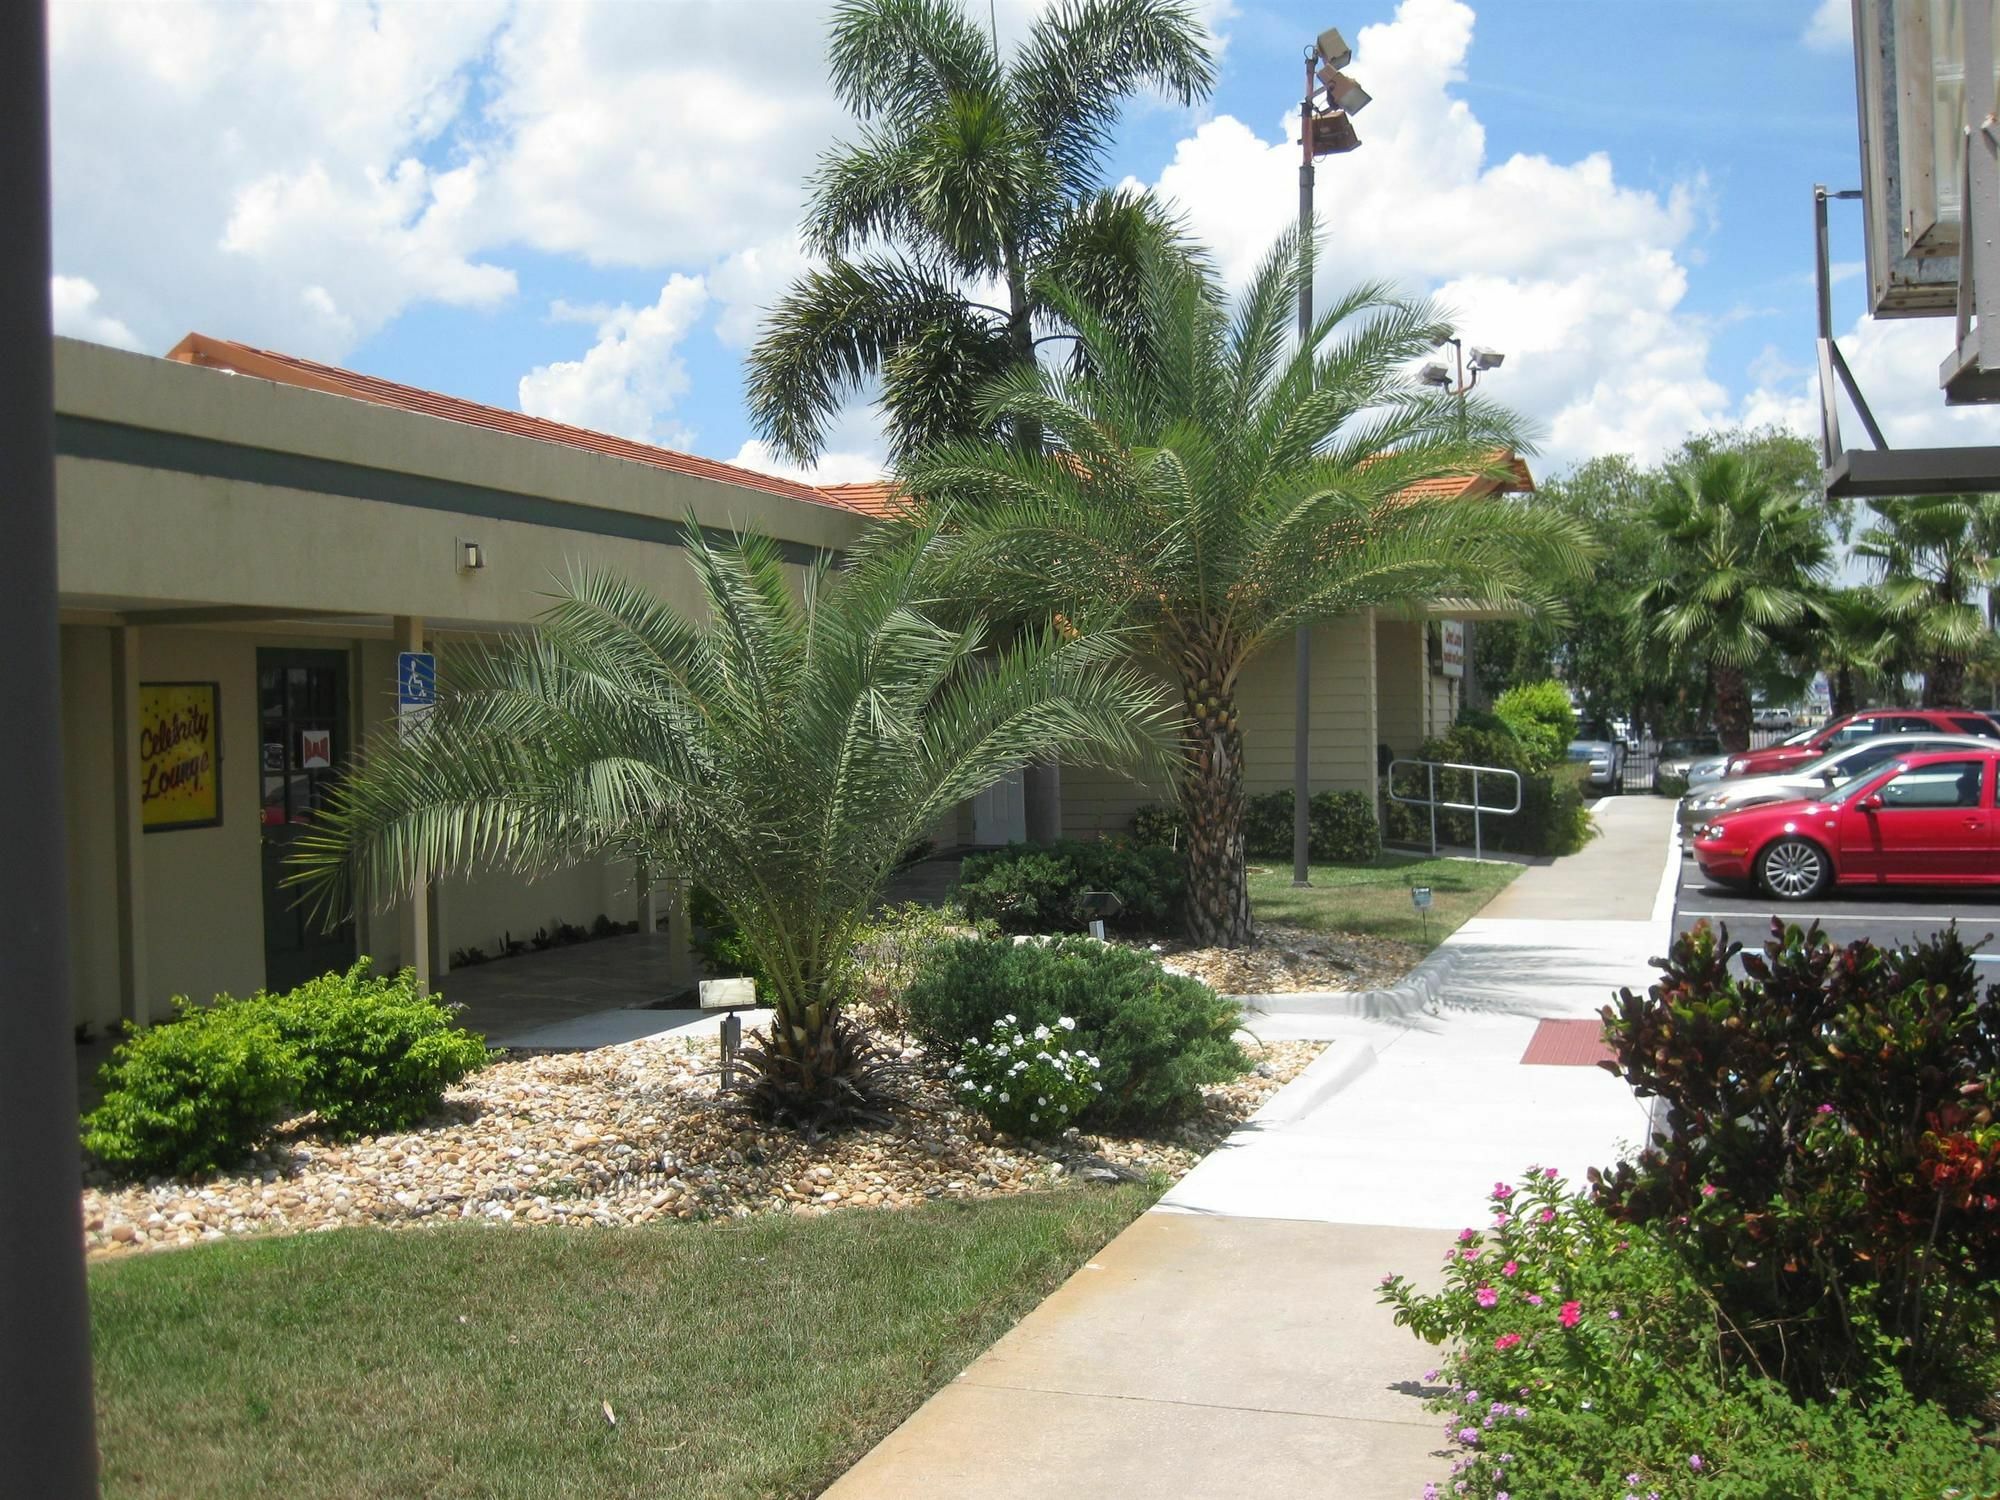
[1685, 754, 1732, 787]
[1657, 734, 1724, 787]
[1676, 731, 1992, 841]
[1751, 706, 1795, 732]
[1567, 724, 1626, 794]
[1720, 708, 2000, 778]
[1690, 747, 2000, 899]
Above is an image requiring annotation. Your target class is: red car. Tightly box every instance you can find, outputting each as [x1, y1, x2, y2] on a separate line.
[1722, 708, 1999, 778]
[1691, 748, 2000, 899]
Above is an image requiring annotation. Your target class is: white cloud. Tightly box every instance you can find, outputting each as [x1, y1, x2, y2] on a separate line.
[709, 235, 815, 349]
[518, 277, 710, 447]
[1740, 314, 2000, 451]
[1131, 0, 1722, 466]
[1804, 0, 1851, 53]
[729, 439, 886, 487]
[50, 274, 140, 350]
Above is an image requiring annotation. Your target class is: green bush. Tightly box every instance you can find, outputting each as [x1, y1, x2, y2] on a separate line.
[264, 961, 490, 1138]
[1127, 802, 1187, 850]
[1380, 1170, 1999, 1499]
[1594, 921, 2000, 1410]
[852, 901, 987, 1033]
[688, 883, 771, 988]
[1493, 679, 1577, 769]
[1385, 723, 1592, 857]
[952, 1015, 1101, 1137]
[1234, 788, 1382, 864]
[83, 998, 302, 1178]
[1241, 789, 1294, 858]
[954, 840, 1183, 935]
[904, 936, 1247, 1127]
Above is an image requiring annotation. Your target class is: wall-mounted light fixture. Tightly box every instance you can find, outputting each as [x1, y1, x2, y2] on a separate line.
[458, 539, 485, 573]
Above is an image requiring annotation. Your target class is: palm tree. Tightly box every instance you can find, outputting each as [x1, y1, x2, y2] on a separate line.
[1631, 453, 1833, 753]
[1817, 586, 1898, 718]
[286, 526, 1170, 1134]
[745, 0, 1213, 466]
[907, 229, 1594, 947]
[1852, 492, 2000, 707]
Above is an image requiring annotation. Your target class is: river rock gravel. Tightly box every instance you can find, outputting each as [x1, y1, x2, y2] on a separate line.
[1135, 923, 1420, 995]
[80, 1034, 1325, 1258]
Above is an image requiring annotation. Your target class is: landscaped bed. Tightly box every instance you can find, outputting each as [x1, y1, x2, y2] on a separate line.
[91, 1183, 1156, 1500]
[80, 1029, 1322, 1257]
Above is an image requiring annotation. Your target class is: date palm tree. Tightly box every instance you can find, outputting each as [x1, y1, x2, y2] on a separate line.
[745, 0, 1213, 465]
[1852, 492, 2000, 707]
[1631, 453, 1833, 753]
[907, 228, 1594, 947]
[286, 526, 1170, 1134]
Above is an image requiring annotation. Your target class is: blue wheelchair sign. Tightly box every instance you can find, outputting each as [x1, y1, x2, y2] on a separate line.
[398, 651, 436, 709]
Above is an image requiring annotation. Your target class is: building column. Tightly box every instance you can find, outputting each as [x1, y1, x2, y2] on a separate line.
[109, 626, 147, 1024]
[392, 615, 431, 995]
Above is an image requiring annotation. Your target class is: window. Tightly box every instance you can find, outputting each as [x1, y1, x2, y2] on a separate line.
[1949, 715, 2000, 738]
[1831, 718, 1882, 746]
[1877, 759, 1987, 810]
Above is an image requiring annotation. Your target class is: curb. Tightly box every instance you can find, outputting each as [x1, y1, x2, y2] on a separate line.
[1233, 941, 1467, 1022]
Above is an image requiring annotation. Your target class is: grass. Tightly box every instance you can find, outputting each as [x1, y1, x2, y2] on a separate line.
[91, 1184, 1155, 1500]
[1247, 852, 1522, 949]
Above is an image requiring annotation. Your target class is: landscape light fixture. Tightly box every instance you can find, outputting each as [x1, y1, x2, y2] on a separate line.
[1467, 346, 1505, 371]
[1315, 26, 1352, 67]
[1418, 360, 1453, 387]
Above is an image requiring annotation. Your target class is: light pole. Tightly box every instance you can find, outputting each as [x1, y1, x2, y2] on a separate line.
[1419, 337, 1506, 432]
[1292, 25, 1369, 888]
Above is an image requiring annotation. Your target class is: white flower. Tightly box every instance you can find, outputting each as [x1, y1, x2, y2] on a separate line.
[1058, 1016, 1077, 1030]
[1038, 1096, 1048, 1107]
[1004, 1014, 1017, 1025]
[1092, 1081, 1103, 1091]
[998, 1092, 1009, 1104]
[1033, 1023, 1051, 1040]
[1029, 1112, 1039, 1122]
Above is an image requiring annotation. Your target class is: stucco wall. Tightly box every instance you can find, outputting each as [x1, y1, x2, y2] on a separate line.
[61, 626, 120, 1029]
[1060, 614, 1380, 840]
[1375, 618, 1427, 760]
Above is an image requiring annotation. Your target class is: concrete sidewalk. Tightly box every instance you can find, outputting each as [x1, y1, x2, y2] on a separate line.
[824, 797, 1678, 1500]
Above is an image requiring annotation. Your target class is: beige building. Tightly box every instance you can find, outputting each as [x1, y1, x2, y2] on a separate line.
[54, 334, 1517, 1028]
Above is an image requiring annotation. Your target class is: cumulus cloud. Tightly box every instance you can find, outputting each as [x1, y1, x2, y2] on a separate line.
[1131, 0, 1723, 466]
[50, 275, 141, 350]
[1803, 0, 1852, 53]
[1740, 313, 2000, 450]
[729, 439, 887, 486]
[518, 276, 709, 447]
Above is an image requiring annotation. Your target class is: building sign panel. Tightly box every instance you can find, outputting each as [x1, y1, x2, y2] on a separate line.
[398, 650, 436, 740]
[300, 728, 331, 769]
[140, 681, 221, 831]
[1440, 620, 1466, 679]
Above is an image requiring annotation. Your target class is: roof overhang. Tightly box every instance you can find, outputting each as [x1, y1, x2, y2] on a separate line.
[1823, 444, 2000, 498]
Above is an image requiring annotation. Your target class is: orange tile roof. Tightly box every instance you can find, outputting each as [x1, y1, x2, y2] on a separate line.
[813, 480, 911, 519]
[164, 333, 884, 518]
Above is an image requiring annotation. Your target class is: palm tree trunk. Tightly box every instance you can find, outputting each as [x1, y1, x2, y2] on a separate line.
[1004, 251, 1064, 843]
[1832, 664, 1856, 719]
[1178, 655, 1249, 947]
[1926, 654, 1967, 707]
[1713, 663, 1751, 752]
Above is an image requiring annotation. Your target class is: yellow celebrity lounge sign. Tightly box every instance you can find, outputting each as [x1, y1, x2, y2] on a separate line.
[140, 682, 221, 830]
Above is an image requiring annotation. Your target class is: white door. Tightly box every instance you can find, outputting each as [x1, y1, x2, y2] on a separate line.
[971, 769, 1028, 845]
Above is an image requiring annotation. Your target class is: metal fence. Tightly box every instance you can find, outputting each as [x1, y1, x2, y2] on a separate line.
[1387, 758, 1523, 860]
[1617, 728, 1796, 794]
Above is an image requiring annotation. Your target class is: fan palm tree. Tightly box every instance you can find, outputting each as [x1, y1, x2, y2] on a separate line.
[906, 228, 1595, 947]
[745, 0, 1213, 466]
[1817, 586, 1898, 718]
[286, 526, 1170, 1134]
[1852, 492, 2000, 707]
[1631, 452, 1833, 752]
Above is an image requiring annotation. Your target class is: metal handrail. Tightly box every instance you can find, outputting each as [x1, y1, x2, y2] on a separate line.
[1386, 757, 1523, 861]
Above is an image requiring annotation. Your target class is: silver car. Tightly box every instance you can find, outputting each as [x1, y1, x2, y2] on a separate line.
[1676, 732, 1993, 842]
[1566, 728, 1625, 793]
[1656, 735, 1723, 788]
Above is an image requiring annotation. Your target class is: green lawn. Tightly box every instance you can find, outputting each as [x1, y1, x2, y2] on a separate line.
[91, 1185, 1155, 1500]
[1247, 853, 1522, 949]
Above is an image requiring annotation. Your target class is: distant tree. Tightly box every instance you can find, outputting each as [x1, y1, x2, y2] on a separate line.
[1816, 587, 1898, 717]
[1853, 492, 2000, 706]
[1632, 451, 1833, 751]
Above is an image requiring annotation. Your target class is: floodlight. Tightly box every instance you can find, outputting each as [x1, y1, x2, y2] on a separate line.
[1317, 65, 1372, 114]
[1467, 346, 1505, 371]
[1418, 361, 1452, 387]
[1315, 26, 1352, 68]
[1308, 110, 1360, 156]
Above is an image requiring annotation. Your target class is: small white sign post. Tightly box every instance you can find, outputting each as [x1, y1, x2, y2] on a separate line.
[700, 978, 758, 1088]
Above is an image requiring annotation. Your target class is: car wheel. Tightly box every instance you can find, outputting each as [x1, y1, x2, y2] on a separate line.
[1757, 837, 1829, 901]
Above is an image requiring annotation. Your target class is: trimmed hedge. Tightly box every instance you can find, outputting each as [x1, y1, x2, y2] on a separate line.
[1137, 789, 1381, 865]
[954, 840, 1183, 934]
[904, 936, 1248, 1127]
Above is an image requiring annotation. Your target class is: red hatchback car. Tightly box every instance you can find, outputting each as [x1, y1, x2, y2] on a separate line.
[1692, 748, 2000, 899]
[1722, 708, 1999, 777]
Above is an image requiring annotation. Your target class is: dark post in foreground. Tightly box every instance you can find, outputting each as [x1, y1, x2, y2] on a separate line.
[0, 0, 100, 1491]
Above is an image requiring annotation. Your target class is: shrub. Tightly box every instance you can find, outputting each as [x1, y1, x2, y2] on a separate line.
[1241, 789, 1294, 858]
[1127, 802, 1187, 850]
[904, 936, 1248, 1127]
[83, 998, 302, 1177]
[952, 1015, 1101, 1137]
[688, 883, 771, 988]
[1379, 1170, 1999, 1499]
[1492, 679, 1577, 769]
[1593, 920, 2000, 1410]
[1309, 789, 1380, 864]
[852, 901, 988, 1033]
[1387, 724, 1592, 857]
[954, 840, 1183, 935]
[264, 961, 489, 1138]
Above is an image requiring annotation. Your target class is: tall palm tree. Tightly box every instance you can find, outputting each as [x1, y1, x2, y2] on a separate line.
[1853, 492, 2000, 707]
[286, 527, 1170, 1133]
[1817, 586, 1898, 718]
[1631, 453, 1833, 753]
[907, 229, 1594, 947]
[745, 0, 1213, 466]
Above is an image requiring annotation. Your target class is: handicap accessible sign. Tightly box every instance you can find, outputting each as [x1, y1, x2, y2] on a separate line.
[398, 651, 436, 738]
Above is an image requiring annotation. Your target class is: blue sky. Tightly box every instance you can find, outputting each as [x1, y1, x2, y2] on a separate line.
[46, 0, 2000, 483]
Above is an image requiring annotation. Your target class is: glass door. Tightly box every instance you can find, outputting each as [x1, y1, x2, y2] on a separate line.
[258, 649, 356, 992]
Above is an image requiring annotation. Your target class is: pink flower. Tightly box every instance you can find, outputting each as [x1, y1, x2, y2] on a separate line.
[1493, 1332, 1522, 1352]
[1493, 1213, 1511, 1228]
[1816, 1103, 1834, 1115]
[1559, 1300, 1582, 1328]
[1688, 1454, 1704, 1471]
[1501, 1260, 1519, 1278]
[1461, 1247, 1478, 1261]
[1700, 1184, 1717, 1198]
[1539, 1209, 1556, 1224]
[1458, 1227, 1476, 1243]
[1475, 1285, 1499, 1308]
[1543, 1167, 1558, 1179]
[1492, 1182, 1516, 1202]
[1525, 1294, 1543, 1305]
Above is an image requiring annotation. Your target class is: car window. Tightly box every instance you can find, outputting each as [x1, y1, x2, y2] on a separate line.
[1830, 718, 1880, 746]
[1875, 759, 1987, 810]
[1949, 715, 1999, 738]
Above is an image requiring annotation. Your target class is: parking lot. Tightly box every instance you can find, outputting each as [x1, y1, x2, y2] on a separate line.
[1671, 836, 2000, 965]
